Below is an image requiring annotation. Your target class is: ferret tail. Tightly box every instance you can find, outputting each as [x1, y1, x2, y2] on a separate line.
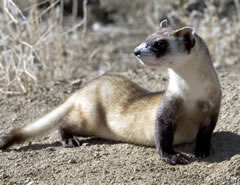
[0, 94, 76, 149]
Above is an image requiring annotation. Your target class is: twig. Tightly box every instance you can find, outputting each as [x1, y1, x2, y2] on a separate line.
[0, 89, 26, 95]
[62, 20, 84, 35]
[38, 0, 60, 19]
[3, 0, 26, 23]
[234, 0, 240, 22]
[82, 0, 88, 39]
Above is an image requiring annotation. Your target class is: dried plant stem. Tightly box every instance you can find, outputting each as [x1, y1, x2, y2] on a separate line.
[234, 0, 240, 21]
[82, 0, 88, 39]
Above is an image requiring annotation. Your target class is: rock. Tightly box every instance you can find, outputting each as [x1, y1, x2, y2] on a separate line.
[1, 172, 9, 179]
[68, 158, 77, 164]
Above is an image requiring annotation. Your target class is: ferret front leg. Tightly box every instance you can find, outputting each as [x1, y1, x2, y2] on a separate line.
[195, 114, 218, 158]
[155, 118, 189, 165]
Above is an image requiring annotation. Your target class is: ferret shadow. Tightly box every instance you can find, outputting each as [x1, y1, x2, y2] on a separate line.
[2, 141, 62, 152]
[2, 137, 121, 152]
[176, 131, 240, 163]
[205, 131, 240, 163]
[2, 131, 240, 164]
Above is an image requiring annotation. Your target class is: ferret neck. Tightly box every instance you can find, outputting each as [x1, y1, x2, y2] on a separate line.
[167, 62, 219, 99]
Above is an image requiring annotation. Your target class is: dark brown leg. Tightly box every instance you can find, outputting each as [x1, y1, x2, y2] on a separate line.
[195, 114, 218, 157]
[155, 118, 189, 165]
[59, 123, 82, 148]
[155, 96, 189, 165]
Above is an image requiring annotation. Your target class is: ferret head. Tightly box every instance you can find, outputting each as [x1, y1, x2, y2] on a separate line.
[134, 20, 196, 68]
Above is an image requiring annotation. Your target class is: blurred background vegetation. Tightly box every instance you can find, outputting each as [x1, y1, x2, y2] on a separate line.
[0, 0, 239, 94]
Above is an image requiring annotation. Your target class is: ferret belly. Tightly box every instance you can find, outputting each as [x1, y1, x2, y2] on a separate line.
[105, 116, 156, 146]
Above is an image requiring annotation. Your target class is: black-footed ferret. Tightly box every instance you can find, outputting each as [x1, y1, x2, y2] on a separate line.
[0, 20, 221, 165]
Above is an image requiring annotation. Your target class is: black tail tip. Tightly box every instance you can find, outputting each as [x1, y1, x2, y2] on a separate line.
[0, 131, 25, 150]
[0, 136, 12, 150]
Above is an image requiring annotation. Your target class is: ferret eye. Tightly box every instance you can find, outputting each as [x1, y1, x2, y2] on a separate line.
[153, 40, 167, 50]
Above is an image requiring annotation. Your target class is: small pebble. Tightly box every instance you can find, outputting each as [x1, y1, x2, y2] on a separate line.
[26, 181, 34, 185]
[68, 158, 77, 164]
[82, 143, 89, 147]
[1, 172, 8, 179]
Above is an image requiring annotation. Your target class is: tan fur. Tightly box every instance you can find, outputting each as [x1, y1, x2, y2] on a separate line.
[63, 75, 163, 146]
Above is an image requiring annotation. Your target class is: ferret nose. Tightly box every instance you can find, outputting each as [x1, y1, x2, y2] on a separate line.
[134, 43, 146, 56]
[134, 48, 141, 56]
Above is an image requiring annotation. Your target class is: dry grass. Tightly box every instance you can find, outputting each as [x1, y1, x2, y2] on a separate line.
[0, 0, 239, 94]
[186, 0, 240, 68]
[0, 0, 88, 94]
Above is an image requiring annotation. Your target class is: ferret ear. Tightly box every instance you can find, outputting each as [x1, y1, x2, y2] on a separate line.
[159, 19, 168, 29]
[174, 26, 195, 53]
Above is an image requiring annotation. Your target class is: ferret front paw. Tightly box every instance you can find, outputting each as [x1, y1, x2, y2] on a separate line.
[162, 153, 189, 165]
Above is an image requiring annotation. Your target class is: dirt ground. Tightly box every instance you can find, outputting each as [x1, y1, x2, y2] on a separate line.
[0, 29, 240, 185]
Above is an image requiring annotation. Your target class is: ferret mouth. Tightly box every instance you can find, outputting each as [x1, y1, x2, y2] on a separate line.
[135, 55, 159, 66]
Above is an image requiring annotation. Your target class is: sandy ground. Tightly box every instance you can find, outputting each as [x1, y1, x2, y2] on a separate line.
[0, 31, 240, 185]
